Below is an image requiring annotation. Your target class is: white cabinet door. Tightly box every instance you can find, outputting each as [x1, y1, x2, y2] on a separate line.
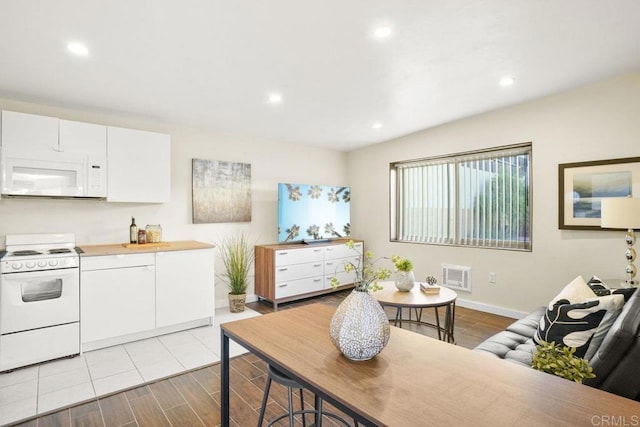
[59, 119, 106, 157]
[155, 249, 215, 328]
[1, 110, 58, 154]
[81, 265, 156, 343]
[107, 126, 171, 203]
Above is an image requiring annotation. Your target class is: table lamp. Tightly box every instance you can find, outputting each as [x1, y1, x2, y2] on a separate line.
[601, 197, 640, 286]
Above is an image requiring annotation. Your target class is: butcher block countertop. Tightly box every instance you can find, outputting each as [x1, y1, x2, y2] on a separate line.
[78, 240, 215, 256]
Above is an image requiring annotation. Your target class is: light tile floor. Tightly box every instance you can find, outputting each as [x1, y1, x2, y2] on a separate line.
[0, 307, 260, 426]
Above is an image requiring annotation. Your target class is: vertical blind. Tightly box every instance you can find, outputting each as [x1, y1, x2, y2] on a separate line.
[393, 144, 531, 250]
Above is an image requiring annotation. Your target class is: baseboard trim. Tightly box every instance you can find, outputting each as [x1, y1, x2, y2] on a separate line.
[456, 298, 527, 319]
[217, 294, 527, 319]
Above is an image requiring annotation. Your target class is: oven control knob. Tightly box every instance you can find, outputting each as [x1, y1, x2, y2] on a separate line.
[48, 260, 58, 267]
[12, 262, 23, 270]
[38, 260, 47, 267]
[26, 261, 36, 269]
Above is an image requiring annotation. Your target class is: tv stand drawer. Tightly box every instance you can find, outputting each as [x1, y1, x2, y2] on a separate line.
[275, 276, 324, 298]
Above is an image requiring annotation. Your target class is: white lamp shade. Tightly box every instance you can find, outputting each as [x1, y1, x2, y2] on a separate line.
[601, 197, 640, 229]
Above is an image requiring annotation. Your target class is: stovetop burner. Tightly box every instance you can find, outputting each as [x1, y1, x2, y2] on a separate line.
[11, 250, 43, 256]
[48, 248, 73, 254]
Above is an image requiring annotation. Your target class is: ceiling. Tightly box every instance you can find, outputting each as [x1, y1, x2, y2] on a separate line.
[0, 1, 639, 152]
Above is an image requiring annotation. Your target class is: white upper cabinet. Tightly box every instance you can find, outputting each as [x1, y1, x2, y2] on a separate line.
[1, 110, 59, 155]
[107, 126, 171, 203]
[59, 119, 107, 157]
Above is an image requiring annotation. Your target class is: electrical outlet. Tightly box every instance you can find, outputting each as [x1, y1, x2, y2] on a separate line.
[489, 272, 496, 283]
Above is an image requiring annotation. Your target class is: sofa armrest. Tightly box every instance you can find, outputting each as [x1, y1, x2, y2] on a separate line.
[584, 287, 640, 398]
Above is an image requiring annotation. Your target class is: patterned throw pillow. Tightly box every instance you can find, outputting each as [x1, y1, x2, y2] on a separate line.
[535, 276, 624, 359]
[586, 276, 637, 302]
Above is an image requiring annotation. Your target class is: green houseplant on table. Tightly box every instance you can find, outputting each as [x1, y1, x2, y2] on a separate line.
[391, 255, 415, 291]
[218, 233, 254, 313]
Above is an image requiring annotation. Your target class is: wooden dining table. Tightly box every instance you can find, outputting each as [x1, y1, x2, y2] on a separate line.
[220, 303, 640, 426]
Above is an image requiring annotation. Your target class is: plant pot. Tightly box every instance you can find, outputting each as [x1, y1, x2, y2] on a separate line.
[329, 289, 390, 361]
[395, 270, 415, 292]
[228, 293, 246, 313]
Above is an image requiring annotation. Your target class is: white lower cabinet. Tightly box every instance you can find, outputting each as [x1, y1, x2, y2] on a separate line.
[81, 261, 155, 343]
[155, 249, 215, 328]
[80, 248, 214, 349]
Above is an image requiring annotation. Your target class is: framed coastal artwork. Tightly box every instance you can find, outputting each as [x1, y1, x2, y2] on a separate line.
[558, 156, 640, 230]
[192, 159, 252, 223]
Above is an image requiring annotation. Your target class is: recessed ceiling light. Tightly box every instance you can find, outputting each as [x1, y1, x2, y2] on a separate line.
[67, 42, 89, 56]
[374, 26, 392, 39]
[372, 122, 383, 129]
[499, 76, 515, 87]
[268, 93, 282, 104]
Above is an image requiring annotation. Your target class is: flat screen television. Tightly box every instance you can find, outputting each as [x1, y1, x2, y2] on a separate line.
[277, 182, 351, 243]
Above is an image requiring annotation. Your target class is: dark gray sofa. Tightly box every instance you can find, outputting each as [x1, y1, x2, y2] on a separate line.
[474, 287, 640, 401]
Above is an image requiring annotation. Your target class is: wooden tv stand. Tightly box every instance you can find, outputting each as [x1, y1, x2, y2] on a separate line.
[254, 239, 363, 310]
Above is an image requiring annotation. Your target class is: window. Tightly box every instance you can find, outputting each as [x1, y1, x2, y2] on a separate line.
[390, 143, 531, 250]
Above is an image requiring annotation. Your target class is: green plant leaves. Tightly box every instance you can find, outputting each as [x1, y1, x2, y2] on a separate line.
[531, 340, 595, 384]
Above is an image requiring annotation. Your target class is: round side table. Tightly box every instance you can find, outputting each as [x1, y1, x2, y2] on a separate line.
[371, 281, 457, 343]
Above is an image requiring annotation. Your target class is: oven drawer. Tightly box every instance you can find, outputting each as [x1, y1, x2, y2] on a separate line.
[80, 253, 155, 271]
[0, 322, 79, 372]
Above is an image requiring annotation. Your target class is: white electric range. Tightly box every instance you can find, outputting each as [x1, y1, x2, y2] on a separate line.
[0, 233, 80, 371]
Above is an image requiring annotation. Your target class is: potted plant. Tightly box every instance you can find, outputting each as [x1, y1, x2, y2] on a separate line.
[219, 232, 254, 313]
[531, 341, 595, 383]
[391, 255, 415, 291]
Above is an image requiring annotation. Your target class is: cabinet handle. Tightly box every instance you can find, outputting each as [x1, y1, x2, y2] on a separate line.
[278, 268, 288, 272]
[326, 248, 333, 251]
[313, 278, 321, 282]
[314, 249, 322, 252]
[326, 262, 333, 266]
[279, 252, 288, 256]
[313, 263, 322, 267]
[278, 284, 288, 288]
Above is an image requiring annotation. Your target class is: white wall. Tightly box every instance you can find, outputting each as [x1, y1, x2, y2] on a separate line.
[0, 98, 348, 307]
[348, 73, 640, 316]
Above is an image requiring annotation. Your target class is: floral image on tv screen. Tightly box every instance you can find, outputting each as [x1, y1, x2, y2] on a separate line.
[278, 183, 351, 243]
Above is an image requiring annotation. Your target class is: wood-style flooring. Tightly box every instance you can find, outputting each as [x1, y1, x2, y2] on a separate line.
[15, 290, 515, 427]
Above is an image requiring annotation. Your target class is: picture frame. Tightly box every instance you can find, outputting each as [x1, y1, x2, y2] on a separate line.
[192, 159, 252, 224]
[558, 156, 640, 230]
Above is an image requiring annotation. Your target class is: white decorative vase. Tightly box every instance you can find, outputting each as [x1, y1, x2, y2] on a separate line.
[329, 290, 390, 361]
[395, 271, 415, 292]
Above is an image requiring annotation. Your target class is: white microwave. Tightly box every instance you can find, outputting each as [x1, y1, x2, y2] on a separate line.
[1, 150, 107, 199]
